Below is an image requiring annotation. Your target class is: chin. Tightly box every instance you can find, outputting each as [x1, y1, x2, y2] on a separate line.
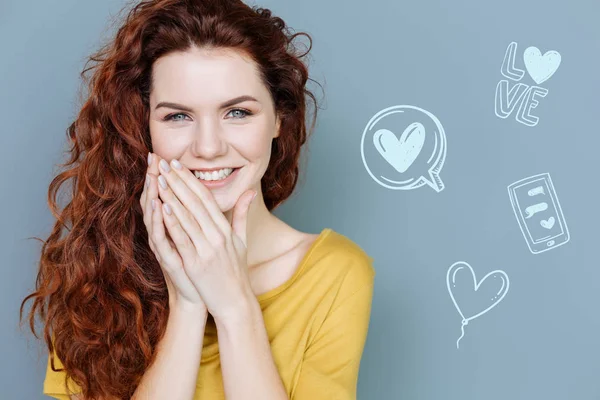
[209, 191, 237, 213]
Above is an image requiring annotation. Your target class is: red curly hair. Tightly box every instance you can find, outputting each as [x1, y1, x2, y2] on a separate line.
[19, 0, 321, 398]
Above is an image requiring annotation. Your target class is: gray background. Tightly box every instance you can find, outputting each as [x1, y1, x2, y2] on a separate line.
[2, 0, 599, 399]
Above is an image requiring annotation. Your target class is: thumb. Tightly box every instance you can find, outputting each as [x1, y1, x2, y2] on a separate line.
[231, 190, 257, 249]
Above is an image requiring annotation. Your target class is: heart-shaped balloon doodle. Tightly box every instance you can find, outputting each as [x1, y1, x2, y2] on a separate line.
[523, 46, 561, 85]
[446, 261, 510, 348]
[373, 122, 425, 174]
[540, 216, 555, 229]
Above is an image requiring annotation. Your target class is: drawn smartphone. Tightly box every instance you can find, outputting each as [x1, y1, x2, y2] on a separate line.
[507, 172, 570, 254]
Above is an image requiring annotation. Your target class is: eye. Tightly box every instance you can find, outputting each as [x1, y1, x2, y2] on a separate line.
[227, 108, 253, 119]
[163, 112, 190, 122]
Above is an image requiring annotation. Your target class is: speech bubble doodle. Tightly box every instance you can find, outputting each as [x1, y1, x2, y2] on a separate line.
[361, 105, 447, 192]
[446, 261, 510, 349]
[524, 202, 548, 219]
[528, 185, 545, 196]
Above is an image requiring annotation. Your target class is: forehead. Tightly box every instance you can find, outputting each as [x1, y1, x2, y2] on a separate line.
[150, 47, 265, 103]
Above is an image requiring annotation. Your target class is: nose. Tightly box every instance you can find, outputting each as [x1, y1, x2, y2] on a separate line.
[190, 121, 228, 159]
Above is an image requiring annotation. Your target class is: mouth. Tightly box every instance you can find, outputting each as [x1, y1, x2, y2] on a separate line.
[191, 167, 241, 187]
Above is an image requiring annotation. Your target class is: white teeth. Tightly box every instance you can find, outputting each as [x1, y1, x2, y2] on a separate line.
[194, 168, 234, 181]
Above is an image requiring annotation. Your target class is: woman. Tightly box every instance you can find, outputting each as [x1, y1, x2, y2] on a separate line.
[20, 0, 375, 399]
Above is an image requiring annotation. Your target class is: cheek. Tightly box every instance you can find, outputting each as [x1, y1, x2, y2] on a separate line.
[247, 139, 272, 161]
[230, 129, 273, 161]
[149, 123, 188, 156]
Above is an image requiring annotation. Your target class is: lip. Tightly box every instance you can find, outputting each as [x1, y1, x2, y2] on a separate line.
[194, 167, 240, 188]
[193, 167, 239, 173]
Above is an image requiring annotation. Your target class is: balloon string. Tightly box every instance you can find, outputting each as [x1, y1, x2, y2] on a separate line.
[456, 319, 468, 349]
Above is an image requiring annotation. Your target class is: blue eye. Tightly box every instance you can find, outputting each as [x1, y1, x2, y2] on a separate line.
[227, 108, 252, 119]
[163, 113, 189, 122]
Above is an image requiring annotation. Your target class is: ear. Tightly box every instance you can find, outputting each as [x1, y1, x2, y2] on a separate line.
[274, 115, 281, 139]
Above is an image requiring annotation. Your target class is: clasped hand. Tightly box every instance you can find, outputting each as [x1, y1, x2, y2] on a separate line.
[139, 152, 257, 321]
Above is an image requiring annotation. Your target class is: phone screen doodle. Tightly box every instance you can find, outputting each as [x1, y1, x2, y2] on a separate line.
[508, 173, 570, 254]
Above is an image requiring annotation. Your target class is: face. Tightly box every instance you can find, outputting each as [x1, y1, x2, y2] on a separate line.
[148, 46, 280, 213]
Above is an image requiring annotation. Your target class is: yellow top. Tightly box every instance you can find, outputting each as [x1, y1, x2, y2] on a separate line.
[43, 227, 376, 399]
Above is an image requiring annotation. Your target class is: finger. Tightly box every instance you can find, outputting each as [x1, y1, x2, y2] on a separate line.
[145, 153, 164, 253]
[231, 190, 256, 250]
[141, 174, 151, 228]
[149, 153, 165, 231]
[144, 174, 157, 253]
[140, 152, 154, 210]
[149, 152, 161, 179]
[143, 155, 156, 226]
[155, 198, 203, 306]
[161, 201, 198, 267]
[156, 172, 209, 254]
[151, 197, 182, 273]
[140, 152, 154, 205]
[140, 173, 149, 209]
[158, 157, 225, 241]
[169, 158, 232, 235]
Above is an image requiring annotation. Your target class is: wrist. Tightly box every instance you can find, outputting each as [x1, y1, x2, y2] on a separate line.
[169, 300, 208, 319]
[214, 294, 261, 329]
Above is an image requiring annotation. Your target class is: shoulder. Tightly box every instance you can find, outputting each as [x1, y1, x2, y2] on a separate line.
[302, 228, 375, 299]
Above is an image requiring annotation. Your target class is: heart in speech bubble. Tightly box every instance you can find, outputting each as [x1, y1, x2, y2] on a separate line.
[373, 122, 425, 174]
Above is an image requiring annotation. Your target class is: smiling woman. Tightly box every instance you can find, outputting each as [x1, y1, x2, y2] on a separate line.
[19, 1, 376, 400]
[147, 46, 282, 202]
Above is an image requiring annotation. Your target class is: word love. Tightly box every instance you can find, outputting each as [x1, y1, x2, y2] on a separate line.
[494, 41, 561, 127]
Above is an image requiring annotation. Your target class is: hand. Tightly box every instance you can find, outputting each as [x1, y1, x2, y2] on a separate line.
[140, 153, 207, 314]
[153, 153, 257, 322]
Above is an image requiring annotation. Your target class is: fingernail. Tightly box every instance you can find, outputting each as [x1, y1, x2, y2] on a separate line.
[164, 203, 172, 215]
[159, 159, 171, 173]
[171, 159, 182, 170]
[158, 175, 168, 190]
[151, 199, 156, 210]
[145, 174, 150, 188]
[148, 152, 153, 166]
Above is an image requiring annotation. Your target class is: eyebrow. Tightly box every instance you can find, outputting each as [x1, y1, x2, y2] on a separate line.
[155, 95, 259, 112]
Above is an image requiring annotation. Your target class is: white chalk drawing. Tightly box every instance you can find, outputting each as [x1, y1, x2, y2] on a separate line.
[523, 47, 562, 85]
[508, 172, 570, 254]
[494, 41, 561, 127]
[446, 261, 510, 349]
[360, 105, 447, 192]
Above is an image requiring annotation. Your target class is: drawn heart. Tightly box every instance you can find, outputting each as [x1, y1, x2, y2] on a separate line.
[373, 122, 425, 173]
[523, 46, 561, 85]
[446, 261, 509, 322]
[540, 216, 555, 229]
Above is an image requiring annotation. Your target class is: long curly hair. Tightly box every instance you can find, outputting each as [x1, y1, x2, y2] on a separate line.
[19, 0, 321, 398]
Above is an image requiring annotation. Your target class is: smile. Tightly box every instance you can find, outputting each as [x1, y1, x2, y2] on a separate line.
[192, 167, 241, 188]
[193, 168, 235, 181]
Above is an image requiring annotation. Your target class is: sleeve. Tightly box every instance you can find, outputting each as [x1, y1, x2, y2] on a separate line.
[291, 255, 376, 400]
[43, 347, 83, 400]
